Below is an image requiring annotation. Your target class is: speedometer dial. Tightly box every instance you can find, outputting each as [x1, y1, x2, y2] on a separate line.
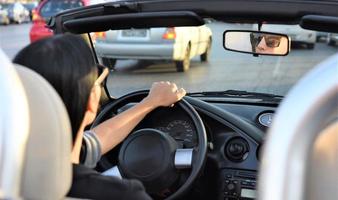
[166, 120, 197, 148]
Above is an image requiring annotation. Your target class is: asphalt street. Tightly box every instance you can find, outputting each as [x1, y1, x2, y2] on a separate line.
[0, 22, 31, 59]
[1, 22, 337, 97]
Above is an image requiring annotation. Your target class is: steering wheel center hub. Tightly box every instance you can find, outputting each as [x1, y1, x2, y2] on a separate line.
[118, 128, 178, 192]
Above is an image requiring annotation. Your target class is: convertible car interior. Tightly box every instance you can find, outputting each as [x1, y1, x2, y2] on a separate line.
[0, 0, 337, 200]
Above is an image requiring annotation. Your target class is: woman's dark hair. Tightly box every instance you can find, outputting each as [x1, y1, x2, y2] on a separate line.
[13, 34, 97, 142]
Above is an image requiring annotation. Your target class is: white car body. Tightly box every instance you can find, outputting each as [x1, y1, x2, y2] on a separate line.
[95, 25, 212, 71]
[7, 3, 30, 24]
[96, 25, 212, 61]
[172, 25, 212, 60]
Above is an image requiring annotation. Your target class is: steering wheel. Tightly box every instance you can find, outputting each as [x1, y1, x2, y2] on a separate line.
[91, 90, 207, 200]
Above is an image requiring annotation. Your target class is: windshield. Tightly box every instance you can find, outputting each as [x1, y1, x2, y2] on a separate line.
[90, 22, 337, 99]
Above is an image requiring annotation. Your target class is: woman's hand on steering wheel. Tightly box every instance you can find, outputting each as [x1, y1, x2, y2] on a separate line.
[143, 81, 186, 108]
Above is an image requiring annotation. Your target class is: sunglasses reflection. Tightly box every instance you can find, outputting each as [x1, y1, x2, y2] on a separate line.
[250, 33, 288, 54]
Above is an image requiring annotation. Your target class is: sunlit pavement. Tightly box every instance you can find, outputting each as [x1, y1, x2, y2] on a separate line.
[0, 22, 32, 59]
[1, 22, 337, 97]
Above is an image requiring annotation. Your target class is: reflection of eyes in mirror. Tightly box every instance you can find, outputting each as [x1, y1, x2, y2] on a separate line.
[251, 33, 287, 54]
[224, 31, 289, 56]
[253, 35, 281, 48]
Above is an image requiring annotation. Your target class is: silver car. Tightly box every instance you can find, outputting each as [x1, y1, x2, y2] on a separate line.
[94, 25, 212, 72]
[6, 2, 30, 24]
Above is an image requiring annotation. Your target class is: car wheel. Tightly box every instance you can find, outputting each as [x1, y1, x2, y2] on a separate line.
[102, 57, 116, 70]
[307, 43, 315, 49]
[176, 44, 191, 72]
[200, 37, 212, 62]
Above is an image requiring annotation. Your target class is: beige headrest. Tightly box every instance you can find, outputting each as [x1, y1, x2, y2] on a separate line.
[0, 50, 29, 199]
[15, 65, 72, 200]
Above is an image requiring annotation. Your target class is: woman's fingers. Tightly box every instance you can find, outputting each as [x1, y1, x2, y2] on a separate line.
[176, 88, 186, 99]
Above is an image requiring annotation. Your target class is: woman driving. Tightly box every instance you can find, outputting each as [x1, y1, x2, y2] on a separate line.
[13, 34, 186, 199]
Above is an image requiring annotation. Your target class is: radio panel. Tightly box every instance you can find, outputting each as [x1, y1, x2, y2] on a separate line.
[220, 169, 257, 200]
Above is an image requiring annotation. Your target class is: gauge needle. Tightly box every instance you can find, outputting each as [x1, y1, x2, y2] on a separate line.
[267, 115, 272, 124]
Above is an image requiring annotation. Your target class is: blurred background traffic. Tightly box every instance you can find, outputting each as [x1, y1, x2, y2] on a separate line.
[0, 0, 337, 97]
[0, 0, 337, 59]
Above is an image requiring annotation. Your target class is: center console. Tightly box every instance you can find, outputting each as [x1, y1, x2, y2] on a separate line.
[220, 169, 257, 200]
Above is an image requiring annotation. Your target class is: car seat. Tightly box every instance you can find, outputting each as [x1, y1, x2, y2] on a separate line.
[0, 49, 30, 199]
[259, 53, 338, 200]
[0, 48, 73, 200]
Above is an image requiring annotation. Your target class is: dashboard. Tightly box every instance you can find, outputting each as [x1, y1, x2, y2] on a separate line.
[138, 98, 277, 200]
[100, 97, 278, 200]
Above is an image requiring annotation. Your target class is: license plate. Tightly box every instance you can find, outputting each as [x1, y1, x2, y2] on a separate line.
[121, 29, 147, 37]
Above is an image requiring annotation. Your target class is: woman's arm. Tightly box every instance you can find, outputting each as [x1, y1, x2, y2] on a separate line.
[92, 82, 186, 154]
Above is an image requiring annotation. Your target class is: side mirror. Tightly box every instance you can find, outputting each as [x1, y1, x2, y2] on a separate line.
[223, 30, 291, 56]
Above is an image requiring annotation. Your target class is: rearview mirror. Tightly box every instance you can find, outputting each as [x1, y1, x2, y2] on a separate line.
[223, 31, 290, 56]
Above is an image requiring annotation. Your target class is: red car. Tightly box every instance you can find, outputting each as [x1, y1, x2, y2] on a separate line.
[29, 0, 89, 43]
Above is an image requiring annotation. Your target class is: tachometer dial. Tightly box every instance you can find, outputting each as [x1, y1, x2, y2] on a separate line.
[166, 120, 197, 147]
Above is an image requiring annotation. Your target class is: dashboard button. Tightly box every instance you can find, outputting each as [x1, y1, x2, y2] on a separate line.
[225, 137, 249, 162]
[227, 183, 235, 191]
[241, 181, 248, 185]
[249, 182, 256, 187]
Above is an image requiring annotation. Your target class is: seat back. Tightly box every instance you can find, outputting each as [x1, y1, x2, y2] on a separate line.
[0, 49, 30, 199]
[258, 53, 338, 200]
[15, 65, 73, 200]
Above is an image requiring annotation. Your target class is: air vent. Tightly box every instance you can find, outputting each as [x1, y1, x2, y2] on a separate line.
[225, 137, 249, 162]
